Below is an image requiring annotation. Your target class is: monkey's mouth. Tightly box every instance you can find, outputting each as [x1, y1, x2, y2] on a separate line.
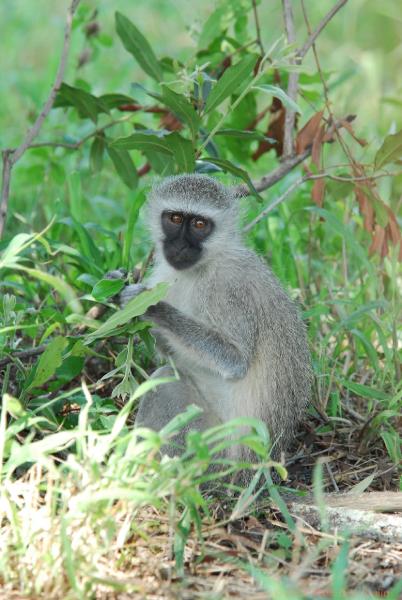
[163, 240, 202, 270]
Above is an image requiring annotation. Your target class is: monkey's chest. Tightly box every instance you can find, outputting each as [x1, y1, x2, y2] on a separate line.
[165, 281, 206, 319]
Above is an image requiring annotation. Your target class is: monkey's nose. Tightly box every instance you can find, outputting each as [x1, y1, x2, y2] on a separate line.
[174, 243, 188, 254]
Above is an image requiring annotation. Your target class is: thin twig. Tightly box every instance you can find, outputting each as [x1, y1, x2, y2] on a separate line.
[7, 115, 133, 154]
[281, 0, 298, 157]
[0, 345, 47, 369]
[242, 170, 397, 232]
[0, 152, 12, 227]
[281, 0, 349, 158]
[235, 149, 310, 197]
[234, 113, 365, 197]
[243, 176, 308, 232]
[0, 0, 81, 238]
[298, 0, 349, 60]
[252, 0, 265, 55]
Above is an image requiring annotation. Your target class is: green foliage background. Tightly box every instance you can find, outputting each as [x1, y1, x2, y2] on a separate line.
[0, 1, 401, 597]
[1, 0, 401, 457]
[0, 0, 400, 448]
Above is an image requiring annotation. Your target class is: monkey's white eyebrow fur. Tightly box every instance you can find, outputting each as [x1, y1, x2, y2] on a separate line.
[155, 196, 229, 219]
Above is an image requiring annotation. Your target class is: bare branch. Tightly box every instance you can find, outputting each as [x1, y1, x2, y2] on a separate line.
[235, 149, 310, 197]
[239, 1, 350, 203]
[0, 152, 12, 227]
[242, 169, 397, 233]
[298, 0, 349, 60]
[235, 114, 359, 198]
[8, 115, 134, 154]
[281, 0, 349, 158]
[281, 0, 298, 157]
[0, 345, 47, 369]
[243, 176, 308, 232]
[0, 0, 81, 238]
[252, 0, 265, 55]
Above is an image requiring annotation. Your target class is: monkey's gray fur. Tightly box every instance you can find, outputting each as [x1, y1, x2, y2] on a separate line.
[124, 174, 312, 478]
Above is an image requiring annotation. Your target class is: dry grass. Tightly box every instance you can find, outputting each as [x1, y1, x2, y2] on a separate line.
[0, 403, 401, 600]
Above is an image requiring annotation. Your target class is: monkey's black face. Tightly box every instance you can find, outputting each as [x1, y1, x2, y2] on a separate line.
[161, 210, 214, 270]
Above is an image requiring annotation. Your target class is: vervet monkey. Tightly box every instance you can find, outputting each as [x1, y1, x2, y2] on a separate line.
[119, 174, 312, 476]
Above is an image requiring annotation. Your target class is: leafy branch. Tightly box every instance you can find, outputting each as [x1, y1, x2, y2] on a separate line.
[0, 0, 81, 239]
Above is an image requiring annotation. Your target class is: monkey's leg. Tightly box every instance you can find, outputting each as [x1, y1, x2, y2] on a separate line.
[135, 366, 220, 457]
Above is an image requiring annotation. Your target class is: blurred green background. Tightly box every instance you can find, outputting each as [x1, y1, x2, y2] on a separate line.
[1, 0, 401, 236]
[2, 0, 401, 144]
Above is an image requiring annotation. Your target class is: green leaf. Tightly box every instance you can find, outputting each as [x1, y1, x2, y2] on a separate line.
[374, 129, 402, 169]
[215, 128, 276, 142]
[381, 431, 401, 463]
[90, 135, 105, 173]
[331, 541, 350, 599]
[199, 157, 261, 200]
[97, 93, 135, 110]
[28, 337, 68, 390]
[339, 379, 389, 401]
[204, 55, 257, 113]
[110, 132, 173, 155]
[348, 472, 376, 494]
[160, 404, 203, 438]
[144, 150, 175, 175]
[69, 217, 103, 269]
[253, 84, 302, 114]
[122, 189, 148, 268]
[107, 146, 138, 189]
[3, 395, 26, 418]
[92, 278, 125, 302]
[67, 171, 83, 222]
[161, 87, 200, 141]
[0, 233, 33, 269]
[165, 133, 195, 173]
[54, 83, 100, 122]
[13, 265, 83, 314]
[56, 356, 85, 384]
[7, 431, 77, 471]
[198, 5, 226, 49]
[86, 283, 169, 342]
[372, 198, 389, 228]
[115, 12, 163, 82]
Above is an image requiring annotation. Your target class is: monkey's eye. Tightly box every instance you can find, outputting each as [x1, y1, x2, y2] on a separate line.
[193, 218, 207, 230]
[170, 213, 183, 225]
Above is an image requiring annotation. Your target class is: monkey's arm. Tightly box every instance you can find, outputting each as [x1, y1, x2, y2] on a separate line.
[145, 300, 256, 380]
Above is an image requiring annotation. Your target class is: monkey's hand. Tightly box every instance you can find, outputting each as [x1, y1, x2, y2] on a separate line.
[103, 269, 145, 308]
[145, 301, 251, 380]
[119, 283, 146, 308]
[104, 268, 128, 281]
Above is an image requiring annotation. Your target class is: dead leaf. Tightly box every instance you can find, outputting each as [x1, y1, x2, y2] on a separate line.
[312, 178, 326, 207]
[253, 55, 263, 76]
[385, 207, 401, 245]
[295, 111, 324, 154]
[355, 186, 374, 233]
[322, 114, 356, 143]
[381, 235, 388, 258]
[160, 112, 183, 131]
[368, 225, 385, 255]
[252, 105, 286, 159]
[340, 119, 368, 147]
[311, 124, 326, 167]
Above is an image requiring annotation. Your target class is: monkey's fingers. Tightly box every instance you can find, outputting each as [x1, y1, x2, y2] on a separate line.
[119, 283, 146, 308]
[104, 268, 128, 280]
